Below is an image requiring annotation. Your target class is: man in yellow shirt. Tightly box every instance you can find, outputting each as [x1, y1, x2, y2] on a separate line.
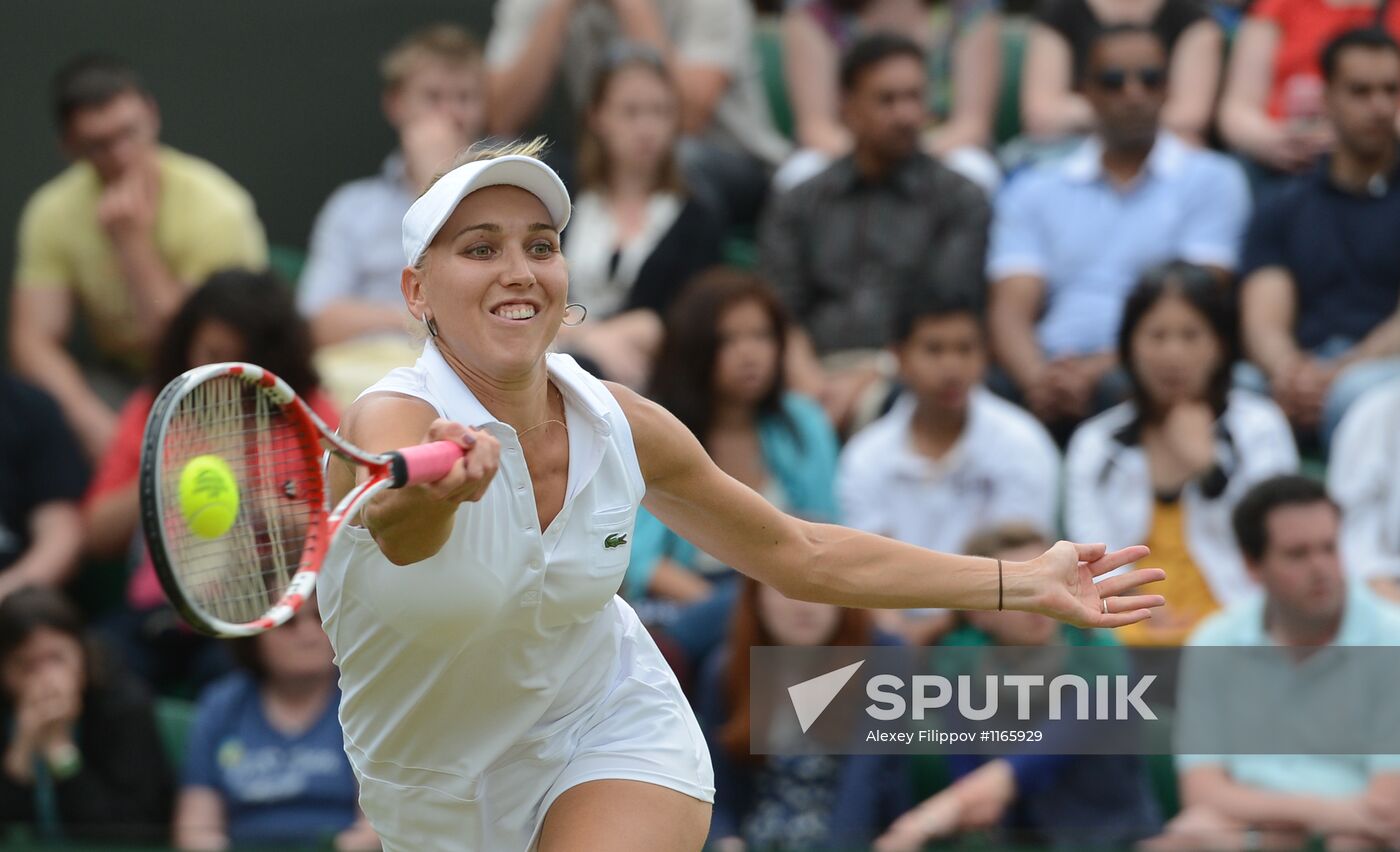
[10, 55, 267, 459]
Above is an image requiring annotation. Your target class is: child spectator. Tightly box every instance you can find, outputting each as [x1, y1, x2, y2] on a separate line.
[838, 293, 1059, 644]
[299, 24, 487, 407]
[173, 597, 375, 850]
[83, 269, 337, 695]
[699, 577, 910, 851]
[626, 269, 839, 667]
[0, 375, 87, 602]
[0, 586, 172, 844]
[558, 45, 724, 388]
[1065, 263, 1298, 645]
[875, 524, 1161, 850]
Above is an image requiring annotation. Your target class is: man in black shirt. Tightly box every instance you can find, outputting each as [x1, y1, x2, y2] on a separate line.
[759, 33, 990, 433]
[1240, 27, 1400, 444]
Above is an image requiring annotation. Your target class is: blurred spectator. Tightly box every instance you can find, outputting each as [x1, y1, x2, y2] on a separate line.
[988, 25, 1248, 438]
[837, 293, 1058, 645]
[1237, 28, 1400, 444]
[10, 55, 267, 460]
[83, 270, 337, 695]
[0, 375, 87, 603]
[627, 269, 839, 665]
[1065, 264, 1298, 646]
[1329, 377, 1400, 600]
[876, 525, 1161, 851]
[299, 24, 487, 408]
[1218, 0, 1400, 176]
[173, 598, 375, 850]
[484, 0, 790, 224]
[699, 577, 910, 851]
[1021, 0, 1221, 144]
[778, 0, 1004, 193]
[556, 45, 724, 388]
[1146, 475, 1400, 851]
[761, 33, 990, 433]
[0, 587, 172, 844]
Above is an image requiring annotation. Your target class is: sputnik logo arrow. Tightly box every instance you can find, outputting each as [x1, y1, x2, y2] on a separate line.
[788, 660, 865, 733]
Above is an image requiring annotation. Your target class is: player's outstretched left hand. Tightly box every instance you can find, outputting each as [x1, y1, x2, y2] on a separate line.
[1026, 541, 1164, 629]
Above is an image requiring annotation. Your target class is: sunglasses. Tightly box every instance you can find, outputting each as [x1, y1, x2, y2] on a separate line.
[1092, 67, 1167, 92]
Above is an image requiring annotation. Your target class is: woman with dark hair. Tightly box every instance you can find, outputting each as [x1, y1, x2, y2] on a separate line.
[82, 268, 338, 693]
[697, 577, 909, 851]
[556, 44, 724, 388]
[173, 597, 376, 850]
[1065, 262, 1298, 645]
[0, 586, 173, 844]
[625, 269, 840, 664]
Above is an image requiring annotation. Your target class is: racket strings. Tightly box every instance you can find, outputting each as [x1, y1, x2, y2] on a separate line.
[159, 375, 322, 625]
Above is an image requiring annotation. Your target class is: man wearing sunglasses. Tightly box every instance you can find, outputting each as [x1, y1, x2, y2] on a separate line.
[988, 24, 1249, 440]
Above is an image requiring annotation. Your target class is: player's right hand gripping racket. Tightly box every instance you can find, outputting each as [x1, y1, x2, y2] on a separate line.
[139, 362, 469, 637]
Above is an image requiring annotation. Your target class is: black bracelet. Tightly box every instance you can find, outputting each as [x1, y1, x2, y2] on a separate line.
[997, 558, 1004, 611]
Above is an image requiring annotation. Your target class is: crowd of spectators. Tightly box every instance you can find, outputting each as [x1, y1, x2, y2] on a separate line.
[4, 1, 1400, 848]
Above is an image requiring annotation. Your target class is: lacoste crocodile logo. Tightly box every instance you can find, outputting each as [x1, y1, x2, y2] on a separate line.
[604, 533, 628, 549]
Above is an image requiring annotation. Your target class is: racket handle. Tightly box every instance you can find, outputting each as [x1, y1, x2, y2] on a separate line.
[389, 439, 473, 488]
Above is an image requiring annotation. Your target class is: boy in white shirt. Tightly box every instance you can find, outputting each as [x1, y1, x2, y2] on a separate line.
[838, 294, 1061, 643]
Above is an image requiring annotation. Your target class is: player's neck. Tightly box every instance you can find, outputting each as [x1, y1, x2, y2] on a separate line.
[439, 346, 558, 436]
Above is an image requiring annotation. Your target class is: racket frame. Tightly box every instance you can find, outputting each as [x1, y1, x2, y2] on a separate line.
[140, 362, 405, 638]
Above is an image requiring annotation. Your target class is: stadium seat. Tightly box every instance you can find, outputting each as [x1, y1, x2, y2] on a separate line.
[995, 17, 1030, 146]
[269, 243, 307, 287]
[755, 17, 796, 141]
[155, 696, 198, 771]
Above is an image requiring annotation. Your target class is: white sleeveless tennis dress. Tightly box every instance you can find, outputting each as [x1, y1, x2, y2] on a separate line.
[317, 342, 714, 851]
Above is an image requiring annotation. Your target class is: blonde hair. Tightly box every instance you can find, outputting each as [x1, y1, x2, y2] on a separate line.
[380, 23, 483, 90]
[413, 137, 556, 271]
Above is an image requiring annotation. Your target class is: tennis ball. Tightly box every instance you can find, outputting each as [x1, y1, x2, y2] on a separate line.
[179, 455, 240, 539]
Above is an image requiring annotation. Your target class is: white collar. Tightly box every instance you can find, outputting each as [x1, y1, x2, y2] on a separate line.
[419, 341, 613, 437]
[1061, 131, 1190, 184]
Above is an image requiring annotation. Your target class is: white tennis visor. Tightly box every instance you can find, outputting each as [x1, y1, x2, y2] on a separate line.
[401, 154, 572, 267]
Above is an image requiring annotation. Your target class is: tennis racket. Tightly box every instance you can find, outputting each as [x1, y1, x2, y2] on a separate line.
[138, 361, 470, 638]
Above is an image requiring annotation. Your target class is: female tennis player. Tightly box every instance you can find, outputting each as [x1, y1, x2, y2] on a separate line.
[318, 139, 1166, 852]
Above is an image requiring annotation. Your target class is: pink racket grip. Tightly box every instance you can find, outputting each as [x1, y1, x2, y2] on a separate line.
[389, 438, 473, 488]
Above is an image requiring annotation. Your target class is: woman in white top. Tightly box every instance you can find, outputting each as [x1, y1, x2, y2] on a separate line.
[1065, 263, 1298, 646]
[321, 138, 1164, 852]
[556, 44, 723, 389]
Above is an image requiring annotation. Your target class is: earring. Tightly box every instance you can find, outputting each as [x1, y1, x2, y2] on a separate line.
[562, 303, 588, 327]
[420, 313, 439, 338]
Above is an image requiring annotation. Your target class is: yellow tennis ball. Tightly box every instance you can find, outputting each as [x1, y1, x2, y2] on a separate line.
[179, 455, 240, 539]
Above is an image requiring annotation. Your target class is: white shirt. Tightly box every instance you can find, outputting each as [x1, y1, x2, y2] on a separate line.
[317, 342, 710, 845]
[837, 388, 1061, 553]
[1064, 390, 1298, 605]
[563, 191, 682, 318]
[1329, 379, 1400, 579]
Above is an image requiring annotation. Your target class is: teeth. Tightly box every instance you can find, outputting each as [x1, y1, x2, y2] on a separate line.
[494, 305, 536, 320]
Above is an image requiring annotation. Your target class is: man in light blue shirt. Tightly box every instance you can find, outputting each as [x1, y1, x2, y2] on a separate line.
[1148, 476, 1400, 850]
[987, 24, 1249, 433]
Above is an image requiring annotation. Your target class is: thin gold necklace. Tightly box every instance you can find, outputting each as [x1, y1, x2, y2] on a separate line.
[517, 384, 567, 439]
